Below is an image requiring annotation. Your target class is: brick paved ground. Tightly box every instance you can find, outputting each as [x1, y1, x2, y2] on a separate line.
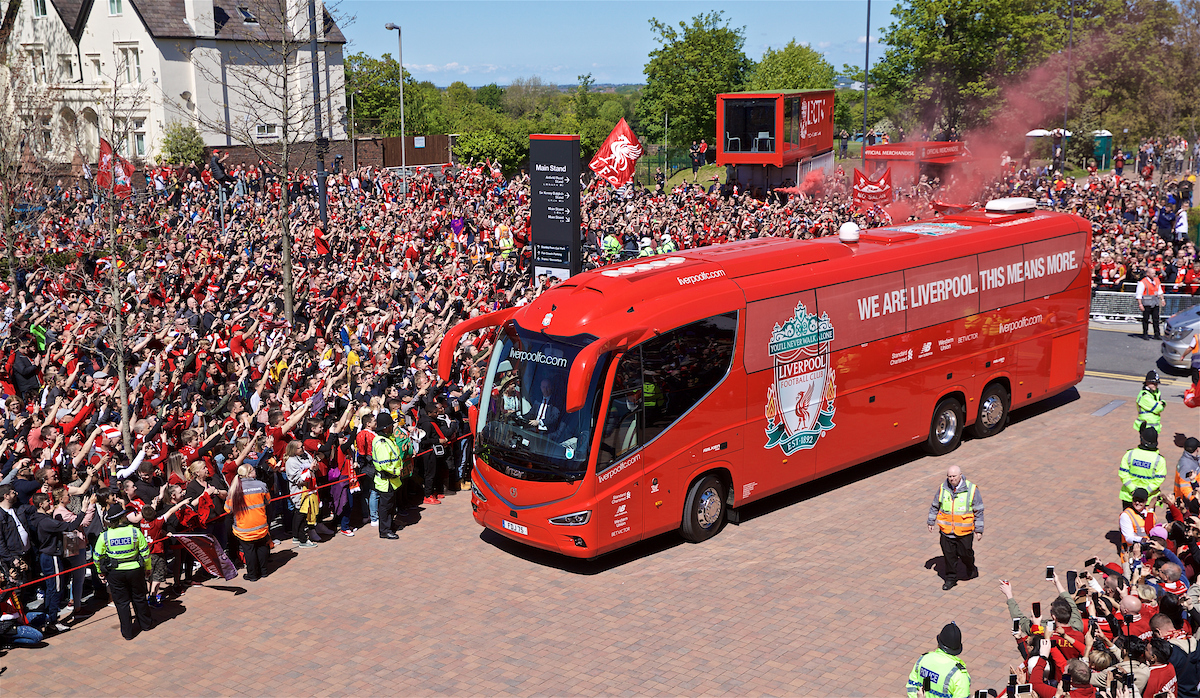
[1, 378, 1195, 696]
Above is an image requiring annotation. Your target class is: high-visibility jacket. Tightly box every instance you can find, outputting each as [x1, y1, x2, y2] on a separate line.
[601, 234, 621, 258]
[1175, 468, 1198, 503]
[93, 524, 150, 573]
[1119, 447, 1166, 502]
[1135, 388, 1164, 432]
[232, 477, 270, 541]
[906, 648, 970, 698]
[935, 481, 979, 536]
[1120, 506, 1147, 544]
[657, 239, 677, 255]
[372, 435, 405, 492]
[642, 382, 662, 409]
[637, 246, 653, 257]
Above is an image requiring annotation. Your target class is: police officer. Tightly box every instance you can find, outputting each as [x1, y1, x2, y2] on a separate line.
[656, 233, 676, 255]
[927, 466, 983, 591]
[637, 236, 655, 257]
[372, 412, 405, 540]
[906, 623, 971, 697]
[1120, 426, 1167, 511]
[1135, 371, 1165, 434]
[601, 228, 622, 261]
[93, 504, 153, 641]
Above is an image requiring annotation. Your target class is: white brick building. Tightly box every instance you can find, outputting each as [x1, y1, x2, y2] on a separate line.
[0, 0, 347, 164]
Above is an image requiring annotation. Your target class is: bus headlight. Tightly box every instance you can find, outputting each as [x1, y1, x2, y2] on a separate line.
[471, 481, 487, 502]
[548, 510, 591, 526]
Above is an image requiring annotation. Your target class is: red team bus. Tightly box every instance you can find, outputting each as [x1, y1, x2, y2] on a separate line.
[438, 197, 1091, 557]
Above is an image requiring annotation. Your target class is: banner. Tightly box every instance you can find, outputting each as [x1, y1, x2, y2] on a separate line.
[852, 167, 893, 208]
[97, 138, 135, 199]
[172, 533, 238, 580]
[588, 118, 643, 188]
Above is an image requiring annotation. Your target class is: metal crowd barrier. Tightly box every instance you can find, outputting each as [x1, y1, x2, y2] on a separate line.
[1090, 291, 1200, 320]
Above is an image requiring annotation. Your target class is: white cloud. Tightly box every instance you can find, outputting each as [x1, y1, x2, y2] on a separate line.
[857, 35, 878, 44]
[408, 62, 471, 74]
[817, 41, 832, 49]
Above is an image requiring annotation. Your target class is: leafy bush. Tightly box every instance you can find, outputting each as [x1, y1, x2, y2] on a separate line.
[159, 123, 206, 165]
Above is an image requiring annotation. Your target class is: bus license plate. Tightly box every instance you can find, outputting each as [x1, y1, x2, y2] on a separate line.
[503, 520, 528, 536]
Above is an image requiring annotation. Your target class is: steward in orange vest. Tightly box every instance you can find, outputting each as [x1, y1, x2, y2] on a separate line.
[927, 466, 985, 591]
[229, 465, 272, 582]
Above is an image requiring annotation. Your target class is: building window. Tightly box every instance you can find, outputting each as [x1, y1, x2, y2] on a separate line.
[132, 118, 146, 156]
[238, 7, 258, 23]
[88, 55, 102, 82]
[40, 117, 52, 150]
[118, 47, 141, 83]
[109, 0, 122, 15]
[113, 119, 126, 154]
[256, 123, 278, 138]
[33, 0, 48, 17]
[58, 55, 75, 81]
[25, 48, 47, 83]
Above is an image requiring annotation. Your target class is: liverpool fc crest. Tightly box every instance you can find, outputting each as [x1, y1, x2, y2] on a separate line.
[764, 302, 837, 455]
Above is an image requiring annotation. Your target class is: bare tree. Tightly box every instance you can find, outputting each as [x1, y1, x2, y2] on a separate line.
[181, 0, 348, 324]
[0, 52, 60, 287]
[92, 54, 152, 458]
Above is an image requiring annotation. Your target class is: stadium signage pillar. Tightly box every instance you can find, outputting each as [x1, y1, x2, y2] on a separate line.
[529, 134, 582, 279]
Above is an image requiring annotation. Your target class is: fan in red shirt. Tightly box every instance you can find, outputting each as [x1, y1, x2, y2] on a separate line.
[1143, 638, 1178, 698]
[1026, 655, 1097, 698]
[266, 399, 313, 460]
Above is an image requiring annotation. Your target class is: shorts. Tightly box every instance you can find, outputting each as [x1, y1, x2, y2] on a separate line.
[150, 553, 168, 582]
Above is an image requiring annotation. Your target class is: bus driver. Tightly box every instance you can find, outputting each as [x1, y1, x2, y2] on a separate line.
[525, 379, 562, 433]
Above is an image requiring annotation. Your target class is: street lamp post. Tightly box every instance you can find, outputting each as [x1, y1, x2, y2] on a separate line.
[308, 0, 327, 225]
[862, 0, 871, 168]
[385, 23, 407, 198]
[349, 91, 358, 171]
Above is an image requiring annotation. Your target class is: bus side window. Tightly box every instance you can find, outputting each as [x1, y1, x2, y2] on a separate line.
[597, 350, 643, 471]
[641, 312, 737, 444]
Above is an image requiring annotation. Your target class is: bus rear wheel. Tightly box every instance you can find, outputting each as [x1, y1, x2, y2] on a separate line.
[680, 475, 726, 543]
[971, 384, 1009, 439]
[923, 397, 964, 456]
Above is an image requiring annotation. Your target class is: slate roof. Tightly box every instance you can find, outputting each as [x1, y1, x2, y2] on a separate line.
[124, 0, 346, 42]
[48, 0, 92, 38]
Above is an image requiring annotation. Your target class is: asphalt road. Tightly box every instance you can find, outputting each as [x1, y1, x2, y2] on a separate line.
[1087, 319, 1191, 382]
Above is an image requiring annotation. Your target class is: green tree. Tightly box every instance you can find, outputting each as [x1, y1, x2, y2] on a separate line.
[446, 81, 475, 112]
[476, 83, 505, 112]
[873, 0, 1067, 132]
[746, 40, 835, 91]
[639, 11, 753, 145]
[345, 51, 436, 134]
[570, 74, 597, 121]
[159, 122, 206, 164]
[453, 129, 525, 171]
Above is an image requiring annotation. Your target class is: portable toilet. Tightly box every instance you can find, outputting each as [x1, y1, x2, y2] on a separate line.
[1093, 130, 1113, 169]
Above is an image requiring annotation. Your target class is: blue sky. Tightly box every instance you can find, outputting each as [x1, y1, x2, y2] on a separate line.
[339, 0, 897, 87]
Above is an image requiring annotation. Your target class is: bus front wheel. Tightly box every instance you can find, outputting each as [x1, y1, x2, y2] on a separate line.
[680, 475, 726, 543]
[923, 397, 964, 456]
[970, 383, 1009, 439]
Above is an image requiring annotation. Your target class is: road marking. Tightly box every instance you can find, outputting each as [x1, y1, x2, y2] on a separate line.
[1089, 325, 1144, 334]
[1084, 370, 1190, 387]
[1091, 400, 1126, 417]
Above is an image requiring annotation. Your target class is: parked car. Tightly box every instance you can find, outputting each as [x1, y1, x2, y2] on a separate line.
[1162, 304, 1200, 369]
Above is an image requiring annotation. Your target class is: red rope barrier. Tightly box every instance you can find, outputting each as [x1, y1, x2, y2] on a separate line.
[0, 431, 474, 595]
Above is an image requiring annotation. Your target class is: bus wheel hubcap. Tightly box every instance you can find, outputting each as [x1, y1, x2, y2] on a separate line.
[936, 412, 958, 444]
[697, 488, 722, 528]
[980, 396, 1003, 428]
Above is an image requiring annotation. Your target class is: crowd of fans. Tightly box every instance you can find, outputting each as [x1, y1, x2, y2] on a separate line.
[0, 138, 1197, 649]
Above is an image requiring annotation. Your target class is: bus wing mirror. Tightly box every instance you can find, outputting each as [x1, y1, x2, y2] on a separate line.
[436, 307, 519, 382]
[565, 327, 650, 413]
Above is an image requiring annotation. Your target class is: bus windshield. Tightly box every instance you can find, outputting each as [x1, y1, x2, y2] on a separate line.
[476, 324, 605, 483]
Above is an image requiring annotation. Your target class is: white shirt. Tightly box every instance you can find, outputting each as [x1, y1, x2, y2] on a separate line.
[2, 506, 29, 550]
